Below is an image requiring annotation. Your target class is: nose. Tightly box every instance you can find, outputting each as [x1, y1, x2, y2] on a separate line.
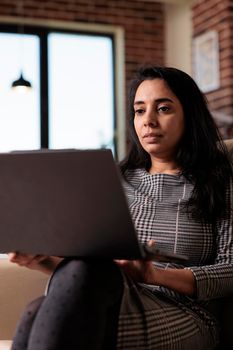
[143, 109, 158, 127]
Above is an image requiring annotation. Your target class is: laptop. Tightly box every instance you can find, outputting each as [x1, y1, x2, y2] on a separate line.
[0, 149, 188, 264]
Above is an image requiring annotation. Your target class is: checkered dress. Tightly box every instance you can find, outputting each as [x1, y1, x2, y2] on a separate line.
[116, 168, 233, 350]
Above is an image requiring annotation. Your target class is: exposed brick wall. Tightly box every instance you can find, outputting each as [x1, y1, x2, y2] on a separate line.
[0, 0, 165, 105]
[192, 0, 233, 138]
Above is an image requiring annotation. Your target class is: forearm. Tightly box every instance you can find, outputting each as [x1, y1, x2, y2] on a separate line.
[116, 259, 196, 296]
[149, 267, 196, 296]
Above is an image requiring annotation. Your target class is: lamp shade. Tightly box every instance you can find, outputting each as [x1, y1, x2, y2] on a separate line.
[11, 73, 32, 89]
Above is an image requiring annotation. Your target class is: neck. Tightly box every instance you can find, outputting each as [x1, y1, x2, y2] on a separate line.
[149, 157, 180, 175]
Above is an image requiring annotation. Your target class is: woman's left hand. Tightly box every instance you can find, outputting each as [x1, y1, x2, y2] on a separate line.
[115, 238, 196, 296]
[115, 240, 157, 283]
[114, 258, 156, 284]
[8, 252, 63, 275]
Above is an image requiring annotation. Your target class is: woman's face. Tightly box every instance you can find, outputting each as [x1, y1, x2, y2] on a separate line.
[133, 78, 185, 161]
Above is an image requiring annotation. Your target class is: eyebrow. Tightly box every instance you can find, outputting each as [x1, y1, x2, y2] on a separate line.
[134, 98, 174, 106]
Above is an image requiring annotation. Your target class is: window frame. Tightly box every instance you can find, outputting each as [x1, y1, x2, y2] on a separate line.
[0, 18, 126, 159]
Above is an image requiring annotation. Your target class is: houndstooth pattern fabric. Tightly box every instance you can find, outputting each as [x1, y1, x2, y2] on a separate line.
[116, 169, 233, 349]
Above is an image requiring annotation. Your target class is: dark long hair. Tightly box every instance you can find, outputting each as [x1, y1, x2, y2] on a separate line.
[120, 65, 233, 222]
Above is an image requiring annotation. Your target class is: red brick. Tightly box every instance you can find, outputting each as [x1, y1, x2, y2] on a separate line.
[192, 0, 233, 115]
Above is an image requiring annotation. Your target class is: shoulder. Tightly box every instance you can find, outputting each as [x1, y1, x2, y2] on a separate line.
[122, 168, 145, 187]
[119, 168, 146, 201]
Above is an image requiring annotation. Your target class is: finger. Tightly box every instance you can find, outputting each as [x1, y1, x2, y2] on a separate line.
[17, 257, 35, 267]
[147, 239, 156, 247]
[19, 254, 46, 266]
[8, 252, 18, 262]
[8, 252, 30, 263]
[114, 259, 128, 266]
[32, 255, 49, 264]
[9, 253, 35, 266]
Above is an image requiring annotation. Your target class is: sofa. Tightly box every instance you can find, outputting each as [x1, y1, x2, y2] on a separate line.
[0, 258, 48, 349]
[0, 139, 233, 349]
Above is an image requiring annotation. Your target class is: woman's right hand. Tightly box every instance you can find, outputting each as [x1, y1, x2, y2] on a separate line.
[8, 252, 63, 275]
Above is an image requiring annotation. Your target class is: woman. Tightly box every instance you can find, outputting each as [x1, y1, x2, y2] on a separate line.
[9, 66, 233, 349]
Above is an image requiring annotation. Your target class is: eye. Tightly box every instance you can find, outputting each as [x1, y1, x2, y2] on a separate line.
[134, 108, 145, 116]
[157, 105, 170, 113]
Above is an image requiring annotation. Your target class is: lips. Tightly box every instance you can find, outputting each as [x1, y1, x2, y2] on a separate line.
[142, 133, 162, 142]
[143, 132, 162, 139]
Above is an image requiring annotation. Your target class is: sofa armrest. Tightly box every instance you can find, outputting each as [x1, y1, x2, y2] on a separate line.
[0, 340, 12, 350]
[0, 259, 48, 340]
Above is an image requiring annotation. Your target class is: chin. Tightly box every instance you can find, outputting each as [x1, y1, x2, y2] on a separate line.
[144, 144, 161, 154]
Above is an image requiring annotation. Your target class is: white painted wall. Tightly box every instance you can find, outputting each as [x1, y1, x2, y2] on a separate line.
[164, 0, 192, 74]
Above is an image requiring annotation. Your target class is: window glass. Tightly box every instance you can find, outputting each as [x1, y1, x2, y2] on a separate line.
[48, 33, 114, 151]
[0, 33, 40, 151]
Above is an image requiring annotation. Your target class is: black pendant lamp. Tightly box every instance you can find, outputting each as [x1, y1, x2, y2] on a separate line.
[11, 71, 32, 90]
[11, 0, 32, 91]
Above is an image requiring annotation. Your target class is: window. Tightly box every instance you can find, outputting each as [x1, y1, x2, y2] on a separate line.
[0, 33, 40, 151]
[48, 33, 114, 151]
[0, 23, 118, 156]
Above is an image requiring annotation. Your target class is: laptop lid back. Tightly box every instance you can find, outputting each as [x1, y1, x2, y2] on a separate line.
[0, 149, 143, 259]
